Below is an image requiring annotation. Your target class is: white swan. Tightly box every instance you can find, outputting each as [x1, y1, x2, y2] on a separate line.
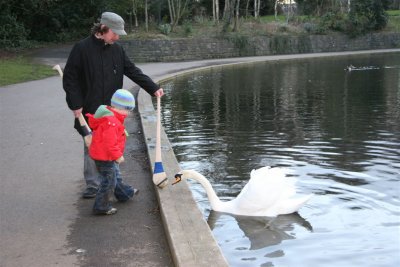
[173, 166, 313, 217]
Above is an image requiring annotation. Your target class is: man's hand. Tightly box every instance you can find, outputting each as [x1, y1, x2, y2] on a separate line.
[154, 88, 164, 97]
[72, 108, 83, 118]
[116, 156, 125, 164]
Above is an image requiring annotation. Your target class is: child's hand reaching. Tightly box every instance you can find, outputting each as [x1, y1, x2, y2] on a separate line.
[116, 156, 125, 164]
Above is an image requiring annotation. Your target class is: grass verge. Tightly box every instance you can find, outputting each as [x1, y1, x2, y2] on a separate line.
[386, 10, 400, 32]
[0, 57, 55, 87]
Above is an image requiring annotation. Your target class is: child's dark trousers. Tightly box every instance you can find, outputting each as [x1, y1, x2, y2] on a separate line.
[93, 160, 134, 213]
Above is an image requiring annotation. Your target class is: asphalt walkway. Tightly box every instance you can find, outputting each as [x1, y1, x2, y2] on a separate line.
[1, 56, 173, 267]
[1, 46, 399, 267]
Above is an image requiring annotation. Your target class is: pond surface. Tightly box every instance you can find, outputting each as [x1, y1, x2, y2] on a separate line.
[160, 52, 400, 267]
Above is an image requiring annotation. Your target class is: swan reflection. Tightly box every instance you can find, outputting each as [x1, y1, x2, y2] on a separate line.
[207, 211, 313, 250]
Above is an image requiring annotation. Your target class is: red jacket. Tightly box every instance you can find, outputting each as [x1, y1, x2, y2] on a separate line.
[87, 106, 127, 161]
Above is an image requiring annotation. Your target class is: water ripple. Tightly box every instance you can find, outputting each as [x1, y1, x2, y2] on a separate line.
[161, 52, 400, 267]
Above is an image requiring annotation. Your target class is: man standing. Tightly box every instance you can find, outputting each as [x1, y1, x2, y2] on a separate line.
[63, 12, 164, 198]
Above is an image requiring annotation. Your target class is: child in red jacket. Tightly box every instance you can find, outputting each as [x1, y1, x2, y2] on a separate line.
[87, 89, 138, 215]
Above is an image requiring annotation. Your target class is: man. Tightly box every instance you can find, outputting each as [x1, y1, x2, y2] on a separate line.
[63, 12, 164, 198]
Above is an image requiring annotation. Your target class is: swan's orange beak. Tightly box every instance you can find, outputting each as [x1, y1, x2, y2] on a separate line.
[172, 173, 182, 185]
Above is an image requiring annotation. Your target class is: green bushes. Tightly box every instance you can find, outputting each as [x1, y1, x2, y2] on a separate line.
[320, 12, 348, 32]
[159, 24, 172, 35]
[229, 34, 250, 51]
[347, 0, 389, 36]
[0, 14, 30, 49]
[296, 0, 390, 36]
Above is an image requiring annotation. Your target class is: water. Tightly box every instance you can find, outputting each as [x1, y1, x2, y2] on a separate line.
[159, 53, 400, 267]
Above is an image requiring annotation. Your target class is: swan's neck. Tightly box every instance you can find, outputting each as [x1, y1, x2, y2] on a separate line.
[183, 170, 222, 210]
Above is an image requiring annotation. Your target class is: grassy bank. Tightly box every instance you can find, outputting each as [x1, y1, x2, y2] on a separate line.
[387, 10, 400, 32]
[0, 57, 55, 86]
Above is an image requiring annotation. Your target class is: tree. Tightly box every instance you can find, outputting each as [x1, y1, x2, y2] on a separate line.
[274, 0, 279, 19]
[222, 0, 234, 32]
[131, 0, 141, 28]
[145, 0, 149, 31]
[349, 0, 389, 33]
[254, 0, 261, 18]
[223, 0, 231, 20]
[296, 0, 327, 16]
[213, 0, 220, 23]
[167, 0, 190, 28]
[0, 4, 28, 48]
[391, 0, 400, 9]
[233, 0, 240, 31]
[245, 0, 250, 17]
[286, 0, 295, 22]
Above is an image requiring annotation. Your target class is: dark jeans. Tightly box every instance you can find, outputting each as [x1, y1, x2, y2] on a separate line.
[93, 160, 134, 212]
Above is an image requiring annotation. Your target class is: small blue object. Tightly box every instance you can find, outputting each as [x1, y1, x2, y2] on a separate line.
[154, 162, 164, 174]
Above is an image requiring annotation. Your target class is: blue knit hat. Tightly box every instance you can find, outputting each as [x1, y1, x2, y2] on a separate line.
[111, 89, 135, 111]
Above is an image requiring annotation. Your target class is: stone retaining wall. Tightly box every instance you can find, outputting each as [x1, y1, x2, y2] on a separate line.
[121, 32, 400, 62]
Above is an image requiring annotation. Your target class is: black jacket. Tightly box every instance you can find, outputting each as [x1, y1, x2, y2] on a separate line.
[63, 35, 159, 134]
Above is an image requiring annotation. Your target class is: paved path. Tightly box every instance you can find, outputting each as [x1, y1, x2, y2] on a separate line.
[1, 47, 399, 267]
[1, 47, 173, 267]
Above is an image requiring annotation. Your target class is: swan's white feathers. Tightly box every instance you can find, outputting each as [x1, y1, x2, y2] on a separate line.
[180, 167, 312, 217]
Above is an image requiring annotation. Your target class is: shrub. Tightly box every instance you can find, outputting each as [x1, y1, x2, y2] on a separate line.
[277, 23, 289, 33]
[159, 24, 172, 35]
[303, 22, 316, 33]
[320, 11, 347, 32]
[0, 14, 29, 49]
[347, 0, 389, 36]
[183, 21, 193, 37]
